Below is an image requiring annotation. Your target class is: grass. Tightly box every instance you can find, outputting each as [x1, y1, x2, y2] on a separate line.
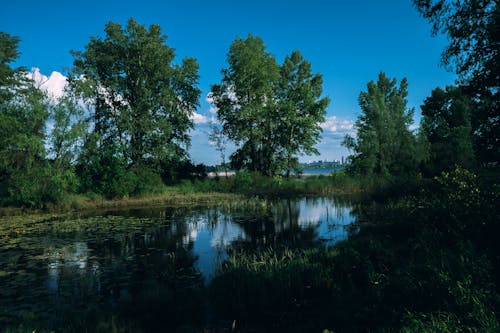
[0, 171, 371, 217]
[208, 167, 500, 332]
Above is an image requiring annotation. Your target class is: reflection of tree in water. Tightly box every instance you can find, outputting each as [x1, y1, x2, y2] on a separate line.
[0, 198, 358, 331]
[81, 212, 205, 330]
[0, 211, 206, 331]
[228, 199, 321, 250]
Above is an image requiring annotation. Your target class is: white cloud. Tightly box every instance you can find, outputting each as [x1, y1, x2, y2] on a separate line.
[28, 68, 67, 100]
[320, 116, 355, 136]
[190, 112, 209, 124]
[205, 93, 214, 104]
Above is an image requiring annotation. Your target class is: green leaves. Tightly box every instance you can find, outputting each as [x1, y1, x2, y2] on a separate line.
[211, 36, 328, 176]
[414, 0, 499, 165]
[70, 18, 200, 197]
[344, 72, 418, 177]
[420, 86, 475, 175]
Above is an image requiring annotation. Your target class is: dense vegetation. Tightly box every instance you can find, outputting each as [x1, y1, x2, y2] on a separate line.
[0, 1, 499, 332]
[1, 1, 498, 207]
[210, 167, 499, 332]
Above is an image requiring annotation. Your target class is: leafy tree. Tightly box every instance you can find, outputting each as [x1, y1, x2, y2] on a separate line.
[211, 36, 328, 176]
[0, 32, 23, 101]
[420, 86, 475, 175]
[413, 0, 499, 165]
[277, 51, 329, 177]
[211, 35, 281, 176]
[70, 18, 200, 196]
[0, 34, 73, 206]
[343, 73, 418, 177]
[47, 89, 87, 169]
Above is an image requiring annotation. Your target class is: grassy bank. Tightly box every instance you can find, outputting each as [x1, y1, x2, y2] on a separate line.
[0, 171, 374, 217]
[0, 190, 253, 218]
[209, 168, 500, 332]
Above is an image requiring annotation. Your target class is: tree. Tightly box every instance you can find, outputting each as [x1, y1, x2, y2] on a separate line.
[0, 32, 23, 102]
[211, 36, 328, 176]
[420, 86, 475, 174]
[277, 51, 329, 177]
[413, 0, 499, 165]
[208, 122, 229, 177]
[343, 72, 418, 177]
[1, 33, 45, 205]
[70, 18, 200, 196]
[211, 35, 280, 176]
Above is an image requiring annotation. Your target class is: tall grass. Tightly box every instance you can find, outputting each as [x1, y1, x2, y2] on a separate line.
[209, 167, 500, 332]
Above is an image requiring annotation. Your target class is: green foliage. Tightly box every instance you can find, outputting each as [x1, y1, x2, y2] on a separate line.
[211, 36, 328, 176]
[47, 92, 87, 169]
[130, 166, 165, 195]
[211, 35, 281, 175]
[277, 50, 330, 176]
[343, 73, 419, 178]
[5, 163, 78, 207]
[0, 32, 24, 101]
[209, 167, 499, 332]
[76, 138, 134, 198]
[0, 33, 82, 207]
[70, 18, 200, 196]
[211, 247, 338, 327]
[414, 0, 499, 165]
[420, 86, 475, 175]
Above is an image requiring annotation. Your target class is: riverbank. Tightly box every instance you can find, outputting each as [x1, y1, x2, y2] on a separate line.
[0, 172, 371, 217]
[0, 191, 246, 218]
[210, 168, 500, 332]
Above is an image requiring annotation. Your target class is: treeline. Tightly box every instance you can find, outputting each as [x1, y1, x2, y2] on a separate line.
[1, 0, 499, 208]
[343, 0, 499, 179]
[0, 20, 329, 207]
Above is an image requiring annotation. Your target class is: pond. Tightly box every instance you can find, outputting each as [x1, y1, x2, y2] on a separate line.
[0, 196, 357, 332]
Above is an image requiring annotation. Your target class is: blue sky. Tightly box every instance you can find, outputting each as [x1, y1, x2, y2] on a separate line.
[1, 0, 455, 165]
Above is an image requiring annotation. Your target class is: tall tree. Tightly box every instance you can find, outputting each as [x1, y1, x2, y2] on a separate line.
[70, 18, 200, 196]
[420, 86, 475, 174]
[343, 73, 418, 177]
[0, 32, 23, 102]
[211, 35, 280, 175]
[0, 33, 70, 206]
[277, 50, 329, 176]
[211, 36, 328, 176]
[413, 0, 499, 165]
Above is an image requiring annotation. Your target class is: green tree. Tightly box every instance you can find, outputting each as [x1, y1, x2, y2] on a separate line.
[277, 51, 329, 177]
[420, 86, 475, 175]
[70, 18, 200, 196]
[211, 36, 328, 176]
[0, 34, 72, 206]
[413, 0, 499, 165]
[343, 72, 418, 177]
[211, 35, 280, 176]
[0, 32, 23, 101]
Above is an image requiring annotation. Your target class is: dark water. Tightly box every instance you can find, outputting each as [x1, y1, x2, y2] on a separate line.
[0, 197, 356, 331]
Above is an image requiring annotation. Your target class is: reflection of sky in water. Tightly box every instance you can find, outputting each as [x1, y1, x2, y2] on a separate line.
[181, 198, 354, 280]
[299, 199, 355, 245]
[44, 198, 355, 287]
[0, 197, 359, 330]
[181, 214, 246, 281]
[47, 242, 99, 291]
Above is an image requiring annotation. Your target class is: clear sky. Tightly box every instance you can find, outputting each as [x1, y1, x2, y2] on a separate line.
[1, 0, 456, 165]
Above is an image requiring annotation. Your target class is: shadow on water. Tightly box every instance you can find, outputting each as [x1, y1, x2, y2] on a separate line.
[0, 196, 358, 332]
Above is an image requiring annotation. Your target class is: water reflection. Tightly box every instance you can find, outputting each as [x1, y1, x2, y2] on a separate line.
[0, 196, 356, 331]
